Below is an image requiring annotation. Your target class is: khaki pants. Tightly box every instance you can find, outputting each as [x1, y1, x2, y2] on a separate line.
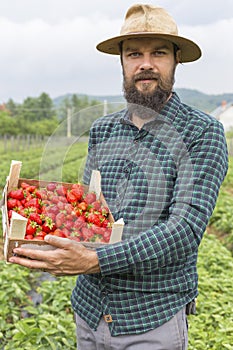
[75, 307, 188, 350]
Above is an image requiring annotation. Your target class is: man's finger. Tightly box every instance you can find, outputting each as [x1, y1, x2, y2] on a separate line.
[9, 255, 48, 270]
[44, 234, 71, 248]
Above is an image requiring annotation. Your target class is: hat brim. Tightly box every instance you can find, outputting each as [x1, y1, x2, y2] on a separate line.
[96, 33, 201, 63]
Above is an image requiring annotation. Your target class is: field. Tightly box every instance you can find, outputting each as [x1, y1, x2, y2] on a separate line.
[0, 137, 88, 189]
[0, 140, 233, 349]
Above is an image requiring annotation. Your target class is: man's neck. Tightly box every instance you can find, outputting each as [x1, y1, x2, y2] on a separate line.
[130, 92, 172, 129]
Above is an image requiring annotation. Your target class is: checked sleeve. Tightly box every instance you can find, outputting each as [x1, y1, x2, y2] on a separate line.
[96, 120, 228, 276]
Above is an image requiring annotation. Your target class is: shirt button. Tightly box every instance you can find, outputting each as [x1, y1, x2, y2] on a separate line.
[101, 290, 108, 296]
[103, 314, 113, 323]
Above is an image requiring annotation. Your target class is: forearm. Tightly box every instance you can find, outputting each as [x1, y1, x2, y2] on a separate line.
[97, 213, 201, 276]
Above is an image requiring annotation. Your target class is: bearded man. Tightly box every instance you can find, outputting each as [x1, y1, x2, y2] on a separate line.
[10, 4, 228, 350]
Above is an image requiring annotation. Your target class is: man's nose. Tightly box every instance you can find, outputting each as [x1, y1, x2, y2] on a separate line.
[139, 55, 154, 70]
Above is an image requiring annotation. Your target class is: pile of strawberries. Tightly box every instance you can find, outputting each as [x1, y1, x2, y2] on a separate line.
[7, 181, 112, 243]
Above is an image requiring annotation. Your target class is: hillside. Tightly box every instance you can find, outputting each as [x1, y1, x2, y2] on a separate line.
[53, 88, 233, 113]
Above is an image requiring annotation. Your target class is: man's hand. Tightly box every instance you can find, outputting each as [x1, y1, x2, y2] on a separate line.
[9, 235, 100, 276]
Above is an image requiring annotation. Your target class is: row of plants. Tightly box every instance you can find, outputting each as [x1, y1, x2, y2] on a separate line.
[0, 261, 77, 349]
[188, 234, 233, 349]
[208, 156, 233, 253]
[0, 233, 232, 349]
[0, 141, 88, 189]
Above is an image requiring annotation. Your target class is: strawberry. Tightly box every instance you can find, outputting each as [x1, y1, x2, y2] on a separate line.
[86, 212, 102, 226]
[90, 234, 105, 243]
[91, 224, 105, 235]
[77, 201, 87, 211]
[63, 220, 74, 230]
[25, 234, 34, 240]
[8, 189, 25, 200]
[74, 216, 86, 229]
[64, 203, 74, 214]
[34, 189, 47, 200]
[42, 217, 56, 233]
[24, 185, 37, 193]
[56, 185, 67, 197]
[55, 212, 66, 228]
[101, 206, 110, 217]
[28, 213, 42, 225]
[35, 230, 47, 239]
[91, 200, 101, 211]
[66, 190, 78, 204]
[52, 228, 67, 238]
[71, 183, 85, 201]
[26, 222, 37, 236]
[46, 182, 57, 192]
[84, 192, 97, 205]
[102, 228, 112, 242]
[24, 198, 40, 209]
[81, 226, 94, 241]
[7, 198, 21, 210]
[20, 182, 31, 190]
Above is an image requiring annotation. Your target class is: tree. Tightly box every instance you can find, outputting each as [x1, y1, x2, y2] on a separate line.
[0, 111, 20, 135]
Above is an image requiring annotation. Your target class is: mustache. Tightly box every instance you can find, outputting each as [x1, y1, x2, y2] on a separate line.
[134, 71, 160, 82]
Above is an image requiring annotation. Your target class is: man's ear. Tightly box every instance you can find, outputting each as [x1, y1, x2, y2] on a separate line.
[176, 50, 182, 64]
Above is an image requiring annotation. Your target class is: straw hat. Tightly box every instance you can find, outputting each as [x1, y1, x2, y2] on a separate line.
[96, 4, 201, 62]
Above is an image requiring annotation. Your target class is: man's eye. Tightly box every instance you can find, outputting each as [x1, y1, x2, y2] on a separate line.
[128, 52, 140, 57]
[153, 51, 166, 56]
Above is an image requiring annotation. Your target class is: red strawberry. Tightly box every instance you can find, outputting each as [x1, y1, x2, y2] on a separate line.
[25, 234, 34, 240]
[91, 200, 101, 211]
[66, 190, 77, 204]
[84, 192, 97, 205]
[71, 183, 85, 201]
[102, 228, 112, 242]
[35, 230, 47, 239]
[25, 185, 37, 193]
[56, 185, 67, 197]
[26, 222, 37, 236]
[20, 182, 30, 190]
[52, 228, 67, 238]
[28, 213, 42, 225]
[64, 203, 74, 214]
[101, 206, 110, 217]
[24, 198, 40, 209]
[42, 217, 56, 233]
[81, 226, 94, 241]
[55, 212, 66, 228]
[77, 201, 87, 211]
[46, 182, 57, 192]
[86, 212, 102, 226]
[74, 216, 86, 229]
[8, 189, 25, 200]
[63, 220, 74, 230]
[7, 198, 21, 210]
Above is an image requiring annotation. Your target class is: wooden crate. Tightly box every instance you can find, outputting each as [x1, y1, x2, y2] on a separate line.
[2, 161, 124, 262]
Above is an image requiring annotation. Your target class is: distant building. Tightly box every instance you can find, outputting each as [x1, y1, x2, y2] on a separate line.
[211, 101, 233, 132]
[0, 103, 7, 111]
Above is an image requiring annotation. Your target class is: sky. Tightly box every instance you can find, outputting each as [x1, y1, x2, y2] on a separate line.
[0, 0, 233, 103]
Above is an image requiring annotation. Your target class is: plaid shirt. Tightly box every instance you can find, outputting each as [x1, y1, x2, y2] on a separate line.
[71, 92, 228, 336]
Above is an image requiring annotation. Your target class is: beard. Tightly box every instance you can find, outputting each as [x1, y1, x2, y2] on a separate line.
[123, 69, 175, 119]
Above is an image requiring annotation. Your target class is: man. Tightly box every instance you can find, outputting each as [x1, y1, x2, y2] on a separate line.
[10, 4, 228, 349]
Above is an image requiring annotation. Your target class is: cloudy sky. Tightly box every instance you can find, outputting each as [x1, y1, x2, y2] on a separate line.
[0, 0, 233, 103]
